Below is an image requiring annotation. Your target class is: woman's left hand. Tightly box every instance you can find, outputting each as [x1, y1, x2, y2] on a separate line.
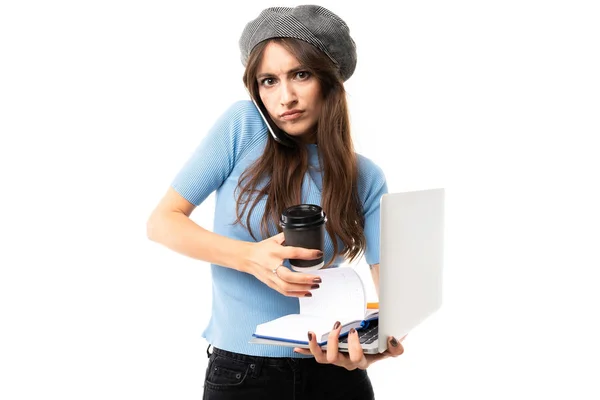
[293, 322, 406, 370]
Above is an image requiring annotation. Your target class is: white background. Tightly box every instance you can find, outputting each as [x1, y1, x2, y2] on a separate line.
[1, 1, 599, 399]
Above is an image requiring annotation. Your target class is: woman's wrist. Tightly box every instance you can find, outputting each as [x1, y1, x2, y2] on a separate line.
[232, 241, 254, 273]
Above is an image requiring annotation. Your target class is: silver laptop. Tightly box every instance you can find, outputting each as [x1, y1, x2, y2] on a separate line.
[349, 188, 444, 353]
[251, 188, 445, 354]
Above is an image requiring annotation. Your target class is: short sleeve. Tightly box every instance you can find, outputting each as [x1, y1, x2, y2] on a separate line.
[171, 101, 264, 206]
[358, 156, 388, 265]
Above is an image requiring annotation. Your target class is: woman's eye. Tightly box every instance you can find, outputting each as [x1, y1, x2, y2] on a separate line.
[296, 71, 310, 80]
[261, 78, 275, 86]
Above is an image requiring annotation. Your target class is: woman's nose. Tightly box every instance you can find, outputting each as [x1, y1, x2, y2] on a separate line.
[279, 82, 297, 106]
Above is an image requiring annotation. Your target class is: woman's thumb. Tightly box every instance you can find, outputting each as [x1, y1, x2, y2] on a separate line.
[271, 232, 286, 245]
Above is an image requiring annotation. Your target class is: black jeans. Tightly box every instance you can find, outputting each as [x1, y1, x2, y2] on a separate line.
[203, 346, 375, 400]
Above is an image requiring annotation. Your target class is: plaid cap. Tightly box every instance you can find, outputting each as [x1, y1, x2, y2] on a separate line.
[239, 5, 357, 81]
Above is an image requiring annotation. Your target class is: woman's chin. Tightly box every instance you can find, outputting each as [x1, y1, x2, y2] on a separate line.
[278, 125, 316, 142]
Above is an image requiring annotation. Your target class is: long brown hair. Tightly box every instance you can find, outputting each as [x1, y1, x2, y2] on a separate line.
[235, 38, 365, 267]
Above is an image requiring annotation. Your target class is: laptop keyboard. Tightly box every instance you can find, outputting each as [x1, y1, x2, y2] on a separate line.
[339, 320, 378, 344]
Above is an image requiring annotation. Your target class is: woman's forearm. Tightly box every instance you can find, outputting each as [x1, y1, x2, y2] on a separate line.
[370, 263, 380, 297]
[146, 211, 251, 272]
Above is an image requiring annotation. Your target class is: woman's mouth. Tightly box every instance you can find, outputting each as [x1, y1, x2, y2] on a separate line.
[281, 110, 304, 121]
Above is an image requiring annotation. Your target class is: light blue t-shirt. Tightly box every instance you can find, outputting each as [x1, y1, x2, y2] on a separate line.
[171, 100, 387, 357]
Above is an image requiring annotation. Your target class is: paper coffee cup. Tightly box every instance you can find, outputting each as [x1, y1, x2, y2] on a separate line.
[280, 204, 327, 272]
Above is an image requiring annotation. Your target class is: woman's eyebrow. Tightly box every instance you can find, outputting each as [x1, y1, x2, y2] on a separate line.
[256, 66, 305, 80]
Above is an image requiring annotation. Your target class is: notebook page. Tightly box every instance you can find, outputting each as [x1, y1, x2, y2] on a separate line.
[299, 268, 366, 323]
[254, 314, 337, 343]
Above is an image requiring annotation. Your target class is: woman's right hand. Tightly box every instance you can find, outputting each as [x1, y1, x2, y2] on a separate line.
[241, 232, 323, 297]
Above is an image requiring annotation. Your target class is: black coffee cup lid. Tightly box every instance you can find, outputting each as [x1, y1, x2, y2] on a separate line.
[280, 204, 326, 228]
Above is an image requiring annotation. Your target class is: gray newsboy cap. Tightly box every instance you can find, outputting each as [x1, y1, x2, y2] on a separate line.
[239, 5, 357, 81]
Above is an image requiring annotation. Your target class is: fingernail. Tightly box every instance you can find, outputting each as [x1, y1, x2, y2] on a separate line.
[350, 328, 356, 334]
[312, 278, 322, 283]
[311, 284, 320, 289]
[317, 251, 323, 257]
[333, 321, 341, 330]
[390, 337, 399, 347]
[304, 293, 312, 297]
[308, 332, 313, 341]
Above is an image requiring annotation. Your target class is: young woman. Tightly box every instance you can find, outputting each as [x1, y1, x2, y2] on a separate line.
[147, 5, 404, 399]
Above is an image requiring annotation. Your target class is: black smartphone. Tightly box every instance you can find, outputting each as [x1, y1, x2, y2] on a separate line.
[249, 94, 296, 148]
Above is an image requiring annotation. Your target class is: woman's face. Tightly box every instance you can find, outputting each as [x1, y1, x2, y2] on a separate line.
[256, 42, 323, 143]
